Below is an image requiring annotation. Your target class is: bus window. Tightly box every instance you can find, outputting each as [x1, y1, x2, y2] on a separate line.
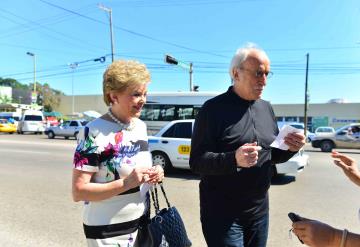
[177, 106, 194, 120]
[160, 105, 175, 121]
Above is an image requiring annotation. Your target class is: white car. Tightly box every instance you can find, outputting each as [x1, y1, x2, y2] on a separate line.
[314, 126, 335, 136]
[148, 120, 309, 176]
[44, 120, 88, 139]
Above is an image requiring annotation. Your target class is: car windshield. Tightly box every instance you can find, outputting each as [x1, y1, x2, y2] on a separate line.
[317, 127, 333, 132]
[291, 124, 304, 130]
[24, 115, 42, 121]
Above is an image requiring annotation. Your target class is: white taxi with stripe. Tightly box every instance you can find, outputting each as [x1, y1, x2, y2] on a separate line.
[148, 120, 193, 171]
[148, 120, 309, 176]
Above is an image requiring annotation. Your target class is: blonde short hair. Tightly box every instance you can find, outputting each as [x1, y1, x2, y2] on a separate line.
[103, 60, 151, 106]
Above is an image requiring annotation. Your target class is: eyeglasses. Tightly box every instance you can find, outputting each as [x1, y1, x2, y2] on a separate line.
[239, 68, 273, 78]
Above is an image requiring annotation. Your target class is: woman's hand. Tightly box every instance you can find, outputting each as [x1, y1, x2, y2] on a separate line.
[292, 218, 339, 247]
[331, 151, 360, 186]
[123, 167, 154, 190]
[146, 165, 165, 184]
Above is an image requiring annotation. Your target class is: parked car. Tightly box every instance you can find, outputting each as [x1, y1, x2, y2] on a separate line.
[44, 120, 88, 139]
[314, 126, 335, 135]
[311, 123, 360, 152]
[149, 119, 309, 176]
[17, 110, 45, 134]
[0, 119, 17, 134]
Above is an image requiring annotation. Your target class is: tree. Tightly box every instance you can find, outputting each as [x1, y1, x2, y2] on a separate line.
[0, 77, 64, 111]
[0, 95, 12, 104]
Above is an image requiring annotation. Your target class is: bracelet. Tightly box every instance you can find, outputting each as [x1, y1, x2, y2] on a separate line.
[340, 229, 348, 247]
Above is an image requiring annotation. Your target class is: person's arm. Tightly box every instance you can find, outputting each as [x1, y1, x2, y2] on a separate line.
[72, 167, 154, 202]
[293, 218, 360, 247]
[271, 148, 297, 164]
[331, 151, 360, 187]
[189, 106, 237, 175]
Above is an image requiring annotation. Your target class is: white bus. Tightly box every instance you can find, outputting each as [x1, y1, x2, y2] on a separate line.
[140, 91, 220, 134]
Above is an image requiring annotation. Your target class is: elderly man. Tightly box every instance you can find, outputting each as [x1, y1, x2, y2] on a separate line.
[189, 45, 305, 247]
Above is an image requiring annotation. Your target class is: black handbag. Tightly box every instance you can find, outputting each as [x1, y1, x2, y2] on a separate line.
[136, 183, 192, 247]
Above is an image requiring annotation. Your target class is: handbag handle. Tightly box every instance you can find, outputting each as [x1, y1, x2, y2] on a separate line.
[150, 182, 171, 214]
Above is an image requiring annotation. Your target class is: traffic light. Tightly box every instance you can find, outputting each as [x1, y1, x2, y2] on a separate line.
[94, 56, 106, 63]
[165, 55, 178, 65]
[37, 94, 43, 105]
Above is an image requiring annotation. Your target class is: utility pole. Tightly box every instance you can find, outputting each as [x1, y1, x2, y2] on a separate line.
[304, 53, 310, 137]
[189, 63, 193, 92]
[69, 63, 78, 115]
[26, 52, 36, 92]
[98, 4, 115, 62]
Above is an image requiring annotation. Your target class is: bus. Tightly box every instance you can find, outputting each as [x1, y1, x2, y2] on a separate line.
[140, 91, 220, 134]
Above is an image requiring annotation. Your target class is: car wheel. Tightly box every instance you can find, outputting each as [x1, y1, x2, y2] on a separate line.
[152, 151, 173, 173]
[320, 140, 334, 152]
[74, 132, 79, 140]
[47, 131, 55, 139]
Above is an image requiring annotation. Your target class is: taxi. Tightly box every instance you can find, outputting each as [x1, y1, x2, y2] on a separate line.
[148, 119, 309, 176]
[0, 119, 17, 134]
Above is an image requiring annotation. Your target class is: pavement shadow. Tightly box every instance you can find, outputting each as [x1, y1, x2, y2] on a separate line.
[165, 169, 200, 181]
[305, 149, 360, 155]
[271, 175, 296, 185]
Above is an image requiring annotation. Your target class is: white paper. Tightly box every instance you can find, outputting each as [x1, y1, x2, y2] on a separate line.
[270, 125, 302, 150]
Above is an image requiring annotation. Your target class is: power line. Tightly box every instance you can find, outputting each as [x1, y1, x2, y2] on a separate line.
[39, 0, 227, 58]
[0, 7, 106, 52]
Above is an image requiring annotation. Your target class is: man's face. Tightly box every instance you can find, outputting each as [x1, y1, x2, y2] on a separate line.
[234, 52, 271, 100]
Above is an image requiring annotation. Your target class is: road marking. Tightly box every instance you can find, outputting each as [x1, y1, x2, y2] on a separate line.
[0, 139, 76, 148]
[0, 148, 51, 155]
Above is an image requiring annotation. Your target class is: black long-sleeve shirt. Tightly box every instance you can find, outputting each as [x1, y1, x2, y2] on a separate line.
[189, 86, 295, 220]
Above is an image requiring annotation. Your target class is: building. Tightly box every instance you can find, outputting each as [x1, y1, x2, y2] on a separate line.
[55, 94, 360, 131]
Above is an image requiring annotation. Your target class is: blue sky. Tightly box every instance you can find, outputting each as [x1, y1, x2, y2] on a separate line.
[1, 0, 360, 104]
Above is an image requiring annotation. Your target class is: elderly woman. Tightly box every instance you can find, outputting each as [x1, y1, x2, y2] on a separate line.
[72, 60, 164, 246]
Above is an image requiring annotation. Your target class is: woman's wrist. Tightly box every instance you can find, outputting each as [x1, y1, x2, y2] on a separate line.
[331, 228, 343, 247]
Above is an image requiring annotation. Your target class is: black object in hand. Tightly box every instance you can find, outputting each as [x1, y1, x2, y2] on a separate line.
[288, 212, 301, 222]
[288, 212, 304, 244]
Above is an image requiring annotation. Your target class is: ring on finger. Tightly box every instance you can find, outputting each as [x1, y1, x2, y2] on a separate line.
[143, 174, 149, 181]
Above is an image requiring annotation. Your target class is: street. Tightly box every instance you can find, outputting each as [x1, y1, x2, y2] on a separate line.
[1, 134, 360, 247]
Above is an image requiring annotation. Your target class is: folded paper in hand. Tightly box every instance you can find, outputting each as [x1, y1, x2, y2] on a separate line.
[270, 125, 302, 150]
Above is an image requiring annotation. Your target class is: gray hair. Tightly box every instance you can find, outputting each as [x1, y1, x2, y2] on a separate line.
[229, 43, 269, 81]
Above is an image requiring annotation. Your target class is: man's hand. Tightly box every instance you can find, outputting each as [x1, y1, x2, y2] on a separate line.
[235, 142, 262, 168]
[284, 132, 305, 152]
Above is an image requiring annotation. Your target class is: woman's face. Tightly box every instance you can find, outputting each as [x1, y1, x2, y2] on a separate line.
[111, 83, 148, 121]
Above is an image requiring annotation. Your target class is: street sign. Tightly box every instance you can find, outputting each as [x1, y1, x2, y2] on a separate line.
[31, 92, 37, 104]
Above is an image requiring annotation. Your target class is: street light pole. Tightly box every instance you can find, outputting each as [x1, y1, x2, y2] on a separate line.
[189, 62, 193, 92]
[69, 63, 78, 115]
[98, 4, 115, 62]
[26, 52, 36, 93]
[304, 53, 310, 136]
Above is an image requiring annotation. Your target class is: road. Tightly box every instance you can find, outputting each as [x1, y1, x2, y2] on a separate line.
[1, 134, 360, 246]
